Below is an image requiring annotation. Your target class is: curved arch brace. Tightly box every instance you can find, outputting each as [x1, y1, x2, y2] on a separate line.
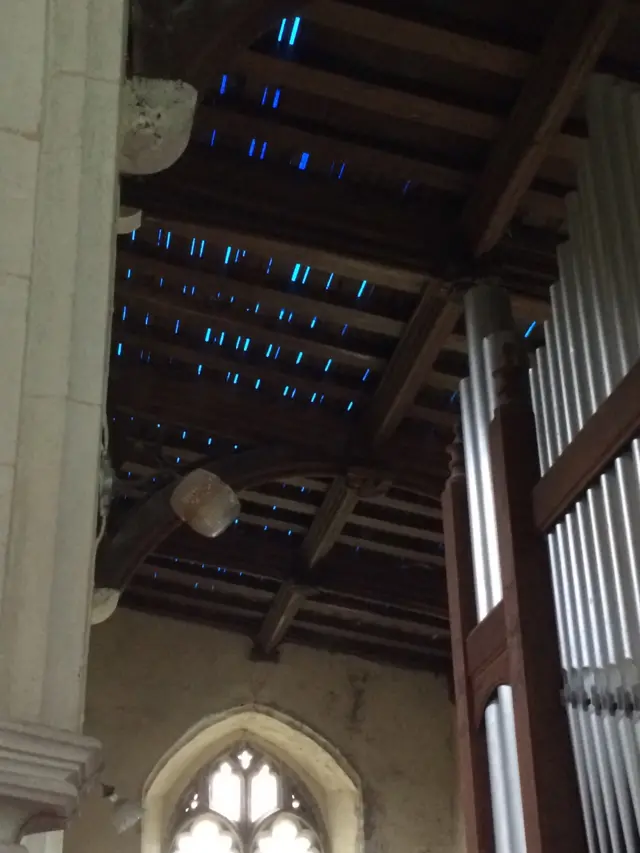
[95, 444, 435, 592]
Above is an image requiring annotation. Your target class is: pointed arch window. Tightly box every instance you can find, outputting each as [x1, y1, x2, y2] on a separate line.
[170, 745, 325, 853]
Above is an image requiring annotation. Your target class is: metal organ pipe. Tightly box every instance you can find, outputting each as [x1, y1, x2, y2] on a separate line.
[528, 75, 640, 853]
[461, 286, 526, 853]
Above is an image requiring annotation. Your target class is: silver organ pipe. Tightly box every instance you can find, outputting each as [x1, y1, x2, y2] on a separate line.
[528, 76, 640, 852]
[460, 75, 640, 852]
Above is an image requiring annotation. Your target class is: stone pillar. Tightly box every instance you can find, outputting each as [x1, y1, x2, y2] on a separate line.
[0, 0, 126, 847]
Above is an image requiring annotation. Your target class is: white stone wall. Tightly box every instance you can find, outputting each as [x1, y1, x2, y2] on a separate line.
[66, 609, 462, 853]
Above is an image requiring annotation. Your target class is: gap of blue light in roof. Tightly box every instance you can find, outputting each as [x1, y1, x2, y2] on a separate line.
[296, 351, 303, 364]
[362, 368, 370, 382]
[182, 430, 187, 439]
[224, 246, 232, 264]
[524, 321, 537, 338]
[288, 311, 294, 323]
[341, 323, 348, 336]
[165, 231, 172, 248]
[210, 129, 217, 146]
[310, 316, 317, 329]
[255, 302, 260, 313]
[116, 343, 123, 356]
[248, 138, 256, 157]
[283, 385, 289, 396]
[159, 276, 163, 287]
[260, 141, 268, 160]
[157, 228, 163, 245]
[291, 263, 301, 282]
[289, 16, 301, 45]
[230, 295, 235, 302]
[279, 309, 285, 320]
[219, 74, 228, 94]
[450, 390, 459, 404]
[324, 358, 332, 372]
[131, 230, 136, 242]
[145, 312, 150, 326]
[291, 388, 297, 399]
[302, 266, 311, 284]
[182, 285, 187, 294]
[320, 394, 325, 403]
[261, 86, 269, 106]
[197, 364, 203, 375]
[235, 335, 242, 350]
[325, 272, 334, 290]
[266, 258, 273, 274]
[277, 17, 287, 42]
[121, 306, 127, 320]
[199, 239, 206, 257]
[357, 280, 367, 298]
[338, 163, 346, 179]
[235, 249, 241, 262]
[272, 89, 281, 109]
[127, 269, 132, 279]
[298, 151, 309, 170]
[174, 319, 180, 334]
[219, 331, 225, 345]
[243, 338, 251, 352]
[190, 237, 196, 256]
[255, 378, 261, 389]
[403, 180, 411, 195]
[275, 346, 281, 358]
[208, 437, 213, 445]
[226, 371, 231, 381]
[191, 286, 196, 295]
[233, 373, 239, 384]
[266, 343, 273, 357]
[310, 392, 317, 403]
[346, 401, 354, 412]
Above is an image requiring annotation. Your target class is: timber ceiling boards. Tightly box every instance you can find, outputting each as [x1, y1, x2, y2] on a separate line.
[106, 0, 638, 669]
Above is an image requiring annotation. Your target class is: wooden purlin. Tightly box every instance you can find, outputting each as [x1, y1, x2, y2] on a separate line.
[461, 0, 621, 255]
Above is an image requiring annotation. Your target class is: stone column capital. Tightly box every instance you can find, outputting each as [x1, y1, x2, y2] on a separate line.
[0, 720, 101, 841]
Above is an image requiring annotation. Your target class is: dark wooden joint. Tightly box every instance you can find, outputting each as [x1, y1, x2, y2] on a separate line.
[466, 602, 508, 729]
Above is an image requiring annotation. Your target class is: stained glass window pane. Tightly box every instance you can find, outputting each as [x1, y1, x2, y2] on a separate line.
[249, 764, 279, 823]
[209, 762, 242, 822]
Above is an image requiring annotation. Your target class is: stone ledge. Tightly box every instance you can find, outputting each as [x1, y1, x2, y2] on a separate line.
[0, 720, 101, 837]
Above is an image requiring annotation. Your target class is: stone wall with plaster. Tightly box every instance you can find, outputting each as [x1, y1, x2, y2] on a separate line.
[66, 608, 462, 853]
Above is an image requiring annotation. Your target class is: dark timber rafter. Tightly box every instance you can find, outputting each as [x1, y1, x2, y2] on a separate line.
[254, 283, 462, 653]
[461, 0, 622, 256]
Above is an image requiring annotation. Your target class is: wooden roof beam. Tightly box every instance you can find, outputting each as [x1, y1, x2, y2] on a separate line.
[364, 287, 462, 447]
[304, 0, 531, 79]
[235, 53, 581, 162]
[254, 475, 366, 655]
[195, 108, 565, 223]
[461, 0, 622, 256]
[123, 172, 555, 312]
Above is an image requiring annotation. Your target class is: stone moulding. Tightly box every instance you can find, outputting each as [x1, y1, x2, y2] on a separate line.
[0, 721, 102, 838]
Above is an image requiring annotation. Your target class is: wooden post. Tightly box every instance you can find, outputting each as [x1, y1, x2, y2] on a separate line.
[442, 428, 495, 853]
[489, 341, 587, 853]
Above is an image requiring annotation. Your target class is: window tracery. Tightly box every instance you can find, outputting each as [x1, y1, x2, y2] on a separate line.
[170, 745, 324, 853]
